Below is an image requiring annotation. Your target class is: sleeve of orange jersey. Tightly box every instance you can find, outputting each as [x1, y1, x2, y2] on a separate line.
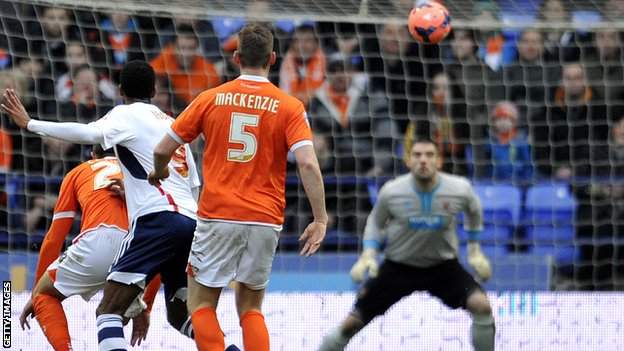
[143, 274, 161, 312]
[170, 95, 208, 143]
[285, 103, 313, 150]
[34, 171, 79, 283]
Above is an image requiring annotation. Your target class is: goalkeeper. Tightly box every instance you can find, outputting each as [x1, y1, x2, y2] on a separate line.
[319, 138, 495, 351]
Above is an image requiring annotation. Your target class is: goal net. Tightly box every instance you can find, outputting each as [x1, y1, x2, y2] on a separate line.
[1, 0, 623, 349]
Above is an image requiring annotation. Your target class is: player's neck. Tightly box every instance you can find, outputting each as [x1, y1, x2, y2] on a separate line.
[412, 173, 439, 193]
[124, 97, 151, 105]
[240, 67, 269, 78]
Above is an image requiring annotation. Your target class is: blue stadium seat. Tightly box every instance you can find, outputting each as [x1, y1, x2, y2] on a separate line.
[526, 225, 575, 243]
[529, 245, 577, 265]
[474, 184, 522, 226]
[457, 225, 512, 243]
[461, 184, 522, 244]
[524, 183, 576, 225]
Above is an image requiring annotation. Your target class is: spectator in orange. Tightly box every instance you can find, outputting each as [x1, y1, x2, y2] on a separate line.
[150, 24, 220, 104]
[279, 24, 326, 105]
[0, 127, 11, 172]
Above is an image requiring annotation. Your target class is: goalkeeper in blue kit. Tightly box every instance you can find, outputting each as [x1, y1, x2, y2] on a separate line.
[319, 138, 495, 351]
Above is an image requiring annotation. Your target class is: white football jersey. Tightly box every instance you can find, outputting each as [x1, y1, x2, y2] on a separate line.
[90, 102, 200, 224]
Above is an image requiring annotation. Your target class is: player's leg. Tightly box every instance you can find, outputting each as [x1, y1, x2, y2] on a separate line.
[466, 290, 495, 351]
[318, 260, 418, 351]
[187, 276, 224, 351]
[158, 213, 197, 339]
[233, 225, 280, 351]
[186, 220, 250, 351]
[31, 271, 71, 351]
[427, 259, 495, 351]
[96, 212, 180, 351]
[34, 227, 126, 351]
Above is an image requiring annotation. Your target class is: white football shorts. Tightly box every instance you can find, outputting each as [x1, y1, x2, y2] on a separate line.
[188, 220, 280, 290]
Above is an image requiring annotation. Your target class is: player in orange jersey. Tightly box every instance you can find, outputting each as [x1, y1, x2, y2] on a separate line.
[149, 23, 328, 351]
[19, 145, 159, 350]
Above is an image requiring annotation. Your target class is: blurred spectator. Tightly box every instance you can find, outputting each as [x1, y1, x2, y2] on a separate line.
[504, 29, 561, 119]
[573, 111, 624, 290]
[55, 65, 114, 123]
[150, 24, 220, 104]
[537, 0, 582, 62]
[307, 55, 395, 176]
[0, 126, 11, 172]
[55, 42, 116, 102]
[584, 29, 624, 106]
[27, 6, 81, 77]
[473, 0, 514, 71]
[529, 62, 608, 180]
[157, 15, 221, 61]
[602, 0, 624, 21]
[280, 24, 326, 105]
[0, 68, 33, 171]
[445, 28, 504, 143]
[24, 190, 57, 234]
[467, 101, 533, 182]
[364, 22, 429, 133]
[100, 12, 145, 69]
[153, 75, 187, 117]
[403, 71, 469, 175]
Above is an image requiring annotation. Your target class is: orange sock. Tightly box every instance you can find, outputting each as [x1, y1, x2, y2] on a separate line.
[240, 310, 269, 351]
[191, 307, 224, 351]
[32, 294, 72, 351]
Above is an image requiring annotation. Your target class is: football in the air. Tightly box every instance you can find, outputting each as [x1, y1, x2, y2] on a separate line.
[407, 2, 451, 44]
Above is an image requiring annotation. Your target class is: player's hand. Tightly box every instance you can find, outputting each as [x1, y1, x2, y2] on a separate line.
[20, 298, 35, 330]
[107, 178, 125, 199]
[350, 248, 379, 283]
[130, 310, 150, 347]
[468, 242, 492, 282]
[147, 168, 169, 187]
[1, 88, 31, 129]
[299, 221, 326, 256]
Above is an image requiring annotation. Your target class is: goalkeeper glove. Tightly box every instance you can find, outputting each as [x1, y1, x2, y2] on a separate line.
[350, 248, 379, 282]
[468, 242, 492, 282]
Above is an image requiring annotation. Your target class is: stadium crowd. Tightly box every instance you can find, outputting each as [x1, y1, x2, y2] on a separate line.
[0, 0, 623, 289]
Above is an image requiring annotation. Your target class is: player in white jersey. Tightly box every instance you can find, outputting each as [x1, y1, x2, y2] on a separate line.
[318, 138, 495, 351]
[2, 61, 203, 351]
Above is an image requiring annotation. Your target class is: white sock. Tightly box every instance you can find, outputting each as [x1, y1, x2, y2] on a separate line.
[96, 314, 127, 351]
[471, 313, 495, 351]
[318, 328, 351, 351]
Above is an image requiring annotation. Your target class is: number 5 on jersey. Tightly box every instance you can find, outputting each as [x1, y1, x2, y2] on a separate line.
[228, 112, 259, 162]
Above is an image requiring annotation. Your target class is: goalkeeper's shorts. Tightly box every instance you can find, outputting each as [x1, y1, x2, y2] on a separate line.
[354, 259, 482, 324]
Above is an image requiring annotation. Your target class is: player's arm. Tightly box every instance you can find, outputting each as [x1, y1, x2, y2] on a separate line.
[2, 88, 104, 144]
[464, 182, 492, 281]
[33, 174, 79, 284]
[293, 145, 328, 256]
[150, 97, 205, 186]
[350, 186, 390, 282]
[149, 133, 180, 186]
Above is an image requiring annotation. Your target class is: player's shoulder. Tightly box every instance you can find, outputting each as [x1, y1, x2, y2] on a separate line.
[380, 173, 412, 194]
[438, 172, 473, 193]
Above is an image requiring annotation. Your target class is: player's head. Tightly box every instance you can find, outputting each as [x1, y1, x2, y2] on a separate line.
[91, 144, 115, 159]
[234, 23, 276, 71]
[119, 60, 155, 100]
[406, 137, 440, 181]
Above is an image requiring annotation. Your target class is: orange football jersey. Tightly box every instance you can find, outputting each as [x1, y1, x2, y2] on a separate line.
[54, 157, 129, 236]
[171, 75, 313, 226]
